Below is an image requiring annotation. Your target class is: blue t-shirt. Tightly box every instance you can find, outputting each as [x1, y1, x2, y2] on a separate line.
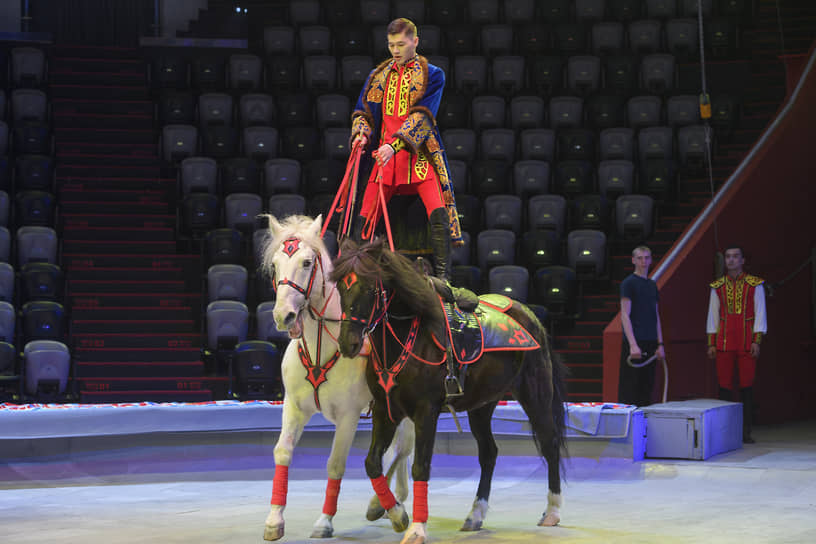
[620, 273, 659, 342]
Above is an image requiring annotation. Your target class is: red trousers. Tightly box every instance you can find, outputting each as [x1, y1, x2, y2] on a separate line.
[715, 350, 756, 389]
[359, 175, 445, 221]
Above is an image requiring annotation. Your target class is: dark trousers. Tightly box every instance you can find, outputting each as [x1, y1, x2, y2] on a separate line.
[618, 338, 658, 407]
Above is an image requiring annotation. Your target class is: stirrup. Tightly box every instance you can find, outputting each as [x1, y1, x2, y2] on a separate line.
[445, 374, 464, 398]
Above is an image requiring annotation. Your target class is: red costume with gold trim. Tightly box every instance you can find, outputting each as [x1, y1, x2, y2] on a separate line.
[706, 273, 767, 389]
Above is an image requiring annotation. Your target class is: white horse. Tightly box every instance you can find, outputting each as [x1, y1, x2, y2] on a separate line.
[260, 214, 414, 541]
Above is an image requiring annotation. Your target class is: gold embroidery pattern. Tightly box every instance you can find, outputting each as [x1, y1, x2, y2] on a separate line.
[367, 84, 384, 103]
[397, 112, 431, 151]
[384, 71, 398, 116]
[399, 68, 411, 116]
[408, 58, 427, 105]
[414, 151, 428, 179]
[426, 133, 440, 153]
[352, 115, 372, 138]
[735, 276, 744, 315]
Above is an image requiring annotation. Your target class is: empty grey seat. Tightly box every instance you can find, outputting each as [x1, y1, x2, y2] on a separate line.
[616, 194, 655, 239]
[677, 124, 710, 171]
[11, 47, 47, 88]
[16, 226, 58, 265]
[228, 54, 263, 91]
[480, 129, 515, 163]
[679, 0, 712, 16]
[491, 56, 525, 96]
[626, 95, 663, 128]
[198, 93, 234, 126]
[476, 229, 516, 271]
[481, 25, 514, 56]
[0, 90, 5, 122]
[323, 127, 351, 160]
[666, 94, 700, 126]
[340, 56, 374, 94]
[442, 129, 477, 162]
[207, 264, 249, 302]
[504, 0, 536, 23]
[454, 56, 488, 95]
[11, 89, 48, 123]
[426, 55, 450, 81]
[645, 0, 677, 18]
[161, 124, 198, 163]
[263, 26, 296, 56]
[303, 56, 337, 92]
[264, 158, 301, 195]
[0, 267, 13, 305]
[471, 96, 506, 131]
[267, 193, 306, 219]
[598, 159, 636, 199]
[289, 0, 321, 25]
[628, 20, 662, 54]
[0, 120, 7, 154]
[638, 126, 674, 163]
[591, 22, 625, 55]
[394, 0, 425, 23]
[242, 126, 279, 161]
[447, 160, 468, 195]
[360, 0, 391, 24]
[599, 127, 635, 160]
[24, 340, 70, 397]
[519, 129, 556, 162]
[566, 56, 602, 97]
[575, 0, 607, 22]
[567, 229, 607, 279]
[452, 231, 472, 266]
[549, 96, 583, 129]
[180, 157, 218, 195]
[665, 18, 698, 60]
[527, 194, 567, 235]
[641, 54, 677, 94]
[239, 94, 276, 128]
[224, 193, 263, 231]
[469, 0, 500, 23]
[206, 300, 249, 351]
[0, 227, 10, 263]
[0, 191, 8, 227]
[513, 160, 551, 199]
[510, 96, 546, 130]
[488, 265, 529, 302]
[484, 194, 523, 234]
[315, 94, 351, 128]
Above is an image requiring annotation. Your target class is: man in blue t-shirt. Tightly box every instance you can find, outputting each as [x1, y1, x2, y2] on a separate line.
[619, 245, 665, 406]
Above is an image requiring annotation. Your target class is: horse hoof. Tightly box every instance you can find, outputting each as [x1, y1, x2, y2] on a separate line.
[366, 502, 386, 521]
[537, 512, 560, 527]
[460, 518, 483, 531]
[388, 503, 410, 533]
[263, 524, 284, 541]
[309, 527, 333, 538]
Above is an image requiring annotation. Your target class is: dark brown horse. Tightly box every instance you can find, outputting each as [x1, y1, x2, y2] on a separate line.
[330, 238, 568, 544]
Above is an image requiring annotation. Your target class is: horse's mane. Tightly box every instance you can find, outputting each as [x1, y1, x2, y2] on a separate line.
[258, 214, 330, 280]
[330, 238, 445, 331]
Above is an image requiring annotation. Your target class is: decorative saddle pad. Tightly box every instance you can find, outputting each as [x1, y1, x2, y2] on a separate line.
[441, 294, 540, 365]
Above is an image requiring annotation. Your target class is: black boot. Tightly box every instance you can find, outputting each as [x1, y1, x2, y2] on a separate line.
[718, 387, 731, 402]
[428, 208, 479, 312]
[351, 215, 366, 243]
[741, 387, 755, 443]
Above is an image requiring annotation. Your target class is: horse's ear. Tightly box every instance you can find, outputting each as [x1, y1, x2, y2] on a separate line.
[263, 214, 283, 237]
[308, 214, 323, 240]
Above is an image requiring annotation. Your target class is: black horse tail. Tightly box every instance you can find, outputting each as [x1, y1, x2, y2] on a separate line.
[520, 305, 569, 470]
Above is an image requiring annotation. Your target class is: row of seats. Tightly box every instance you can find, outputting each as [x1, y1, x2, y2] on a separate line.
[153, 51, 686, 97]
[261, 17, 740, 60]
[0, 46, 48, 89]
[272, 0, 751, 28]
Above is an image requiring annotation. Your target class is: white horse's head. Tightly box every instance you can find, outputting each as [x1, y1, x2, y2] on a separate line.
[259, 214, 329, 339]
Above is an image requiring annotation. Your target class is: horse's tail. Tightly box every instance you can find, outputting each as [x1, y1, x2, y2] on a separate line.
[522, 306, 569, 469]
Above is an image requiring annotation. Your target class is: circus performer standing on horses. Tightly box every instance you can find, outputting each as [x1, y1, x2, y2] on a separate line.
[345, 17, 475, 396]
[348, 17, 462, 281]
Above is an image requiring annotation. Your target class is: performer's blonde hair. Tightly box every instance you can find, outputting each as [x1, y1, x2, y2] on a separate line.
[632, 245, 651, 257]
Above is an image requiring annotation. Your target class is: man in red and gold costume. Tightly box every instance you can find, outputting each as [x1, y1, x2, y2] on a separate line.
[350, 17, 463, 281]
[706, 246, 767, 443]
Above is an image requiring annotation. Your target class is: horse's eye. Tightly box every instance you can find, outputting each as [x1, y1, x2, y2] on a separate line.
[302, 259, 312, 268]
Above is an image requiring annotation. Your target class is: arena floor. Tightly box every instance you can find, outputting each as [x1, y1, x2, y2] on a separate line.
[2, 421, 815, 544]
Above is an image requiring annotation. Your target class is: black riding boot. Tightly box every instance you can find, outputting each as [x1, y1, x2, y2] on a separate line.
[718, 387, 732, 402]
[741, 387, 755, 443]
[351, 215, 366, 243]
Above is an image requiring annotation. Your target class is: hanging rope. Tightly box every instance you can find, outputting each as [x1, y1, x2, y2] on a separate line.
[696, 0, 720, 254]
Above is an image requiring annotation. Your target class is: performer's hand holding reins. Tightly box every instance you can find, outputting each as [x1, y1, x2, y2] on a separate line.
[372, 143, 395, 166]
[352, 134, 368, 149]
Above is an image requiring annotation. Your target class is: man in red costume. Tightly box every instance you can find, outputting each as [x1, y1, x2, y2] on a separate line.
[349, 18, 463, 281]
[706, 245, 767, 443]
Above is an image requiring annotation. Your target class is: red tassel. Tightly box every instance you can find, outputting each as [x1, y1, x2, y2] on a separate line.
[322, 478, 342, 516]
[413, 481, 429, 523]
[270, 465, 289, 506]
[370, 475, 397, 511]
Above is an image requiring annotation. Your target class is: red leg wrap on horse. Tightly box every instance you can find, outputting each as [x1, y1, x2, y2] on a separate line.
[270, 465, 289, 506]
[413, 481, 429, 523]
[370, 475, 397, 511]
[322, 478, 342, 516]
